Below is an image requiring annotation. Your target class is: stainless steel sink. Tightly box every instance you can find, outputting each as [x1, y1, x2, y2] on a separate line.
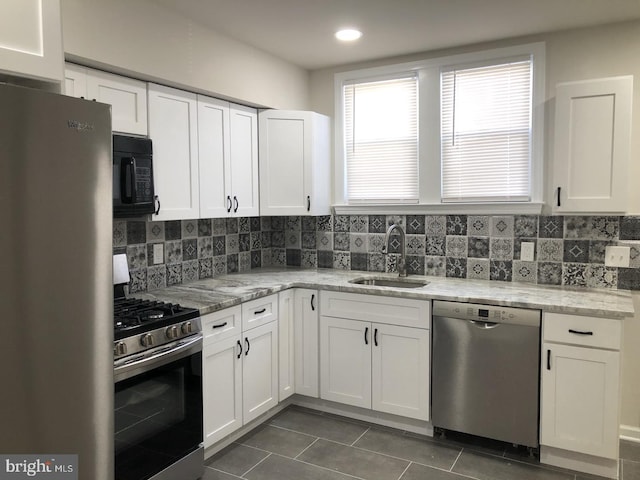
[349, 276, 429, 289]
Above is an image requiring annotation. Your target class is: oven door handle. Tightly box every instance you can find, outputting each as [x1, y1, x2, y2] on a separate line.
[114, 334, 202, 383]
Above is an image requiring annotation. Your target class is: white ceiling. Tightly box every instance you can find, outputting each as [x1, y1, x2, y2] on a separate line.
[152, 0, 640, 70]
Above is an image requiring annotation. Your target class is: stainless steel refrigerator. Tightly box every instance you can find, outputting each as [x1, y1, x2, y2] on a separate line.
[0, 83, 113, 480]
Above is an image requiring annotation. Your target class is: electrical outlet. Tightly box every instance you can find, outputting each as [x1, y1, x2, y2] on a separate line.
[153, 244, 164, 265]
[520, 242, 535, 261]
[604, 246, 630, 267]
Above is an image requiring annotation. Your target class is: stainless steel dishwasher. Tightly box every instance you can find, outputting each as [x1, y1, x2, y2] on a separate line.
[431, 300, 541, 448]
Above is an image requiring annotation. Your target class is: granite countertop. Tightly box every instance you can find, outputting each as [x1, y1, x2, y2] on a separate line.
[135, 267, 635, 319]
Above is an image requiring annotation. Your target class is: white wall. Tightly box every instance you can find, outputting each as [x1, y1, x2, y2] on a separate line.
[60, 0, 309, 109]
[310, 20, 640, 431]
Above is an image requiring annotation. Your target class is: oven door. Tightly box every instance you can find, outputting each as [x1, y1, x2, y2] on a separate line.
[114, 335, 203, 480]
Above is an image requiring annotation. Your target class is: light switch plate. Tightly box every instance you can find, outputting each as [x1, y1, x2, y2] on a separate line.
[520, 242, 535, 262]
[153, 244, 164, 265]
[604, 246, 630, 267]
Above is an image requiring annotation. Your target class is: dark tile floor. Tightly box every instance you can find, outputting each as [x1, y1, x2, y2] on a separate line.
[204, 406, 640, 480]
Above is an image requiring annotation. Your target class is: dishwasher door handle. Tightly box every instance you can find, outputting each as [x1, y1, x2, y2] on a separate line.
[468, 320, 499, 329]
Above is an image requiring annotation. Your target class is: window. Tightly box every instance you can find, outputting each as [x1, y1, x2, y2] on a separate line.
[441, 59, 532, 202]
[343, 75, 418, 203]
[334, 43, 545, 213]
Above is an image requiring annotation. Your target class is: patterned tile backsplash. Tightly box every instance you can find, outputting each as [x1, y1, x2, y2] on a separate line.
[114, 214, 640, 293]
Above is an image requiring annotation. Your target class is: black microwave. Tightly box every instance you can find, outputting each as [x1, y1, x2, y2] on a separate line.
[113, 135, 157, 218]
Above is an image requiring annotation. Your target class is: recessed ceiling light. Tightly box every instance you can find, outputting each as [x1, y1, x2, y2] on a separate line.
[335, 29, 362, 42]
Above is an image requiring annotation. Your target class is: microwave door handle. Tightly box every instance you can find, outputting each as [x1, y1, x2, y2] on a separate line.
[120, 157, 135, 204]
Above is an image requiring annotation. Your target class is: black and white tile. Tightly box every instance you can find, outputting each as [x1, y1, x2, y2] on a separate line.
[446, 236, 468, 258]
[446, 215, 467, 236]
[467, 216, 490, 236]
[490, 260, 512, 281]
[512, 260, 537, 283]
[467, 258, 489, 280]
[491, 216, 514, 238]
[425, 256, 446, 276]
[426, 216, 447, 236]
[468, 237, 490, 258]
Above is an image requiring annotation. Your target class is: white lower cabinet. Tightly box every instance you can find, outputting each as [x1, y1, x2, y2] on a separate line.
[540, 312, 622, 479]
[294, 289, 319, 398]
[319, 292, 430, 421]
[203, 304, 278, 448]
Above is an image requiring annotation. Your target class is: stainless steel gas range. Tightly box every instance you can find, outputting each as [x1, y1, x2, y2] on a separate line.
[113, 295, 204, 480]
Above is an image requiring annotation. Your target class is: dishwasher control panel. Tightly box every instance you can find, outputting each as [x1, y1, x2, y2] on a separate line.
[432, 300, 540, 327]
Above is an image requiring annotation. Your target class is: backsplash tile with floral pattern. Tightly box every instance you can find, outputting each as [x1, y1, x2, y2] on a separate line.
[114, 214, 640, 293]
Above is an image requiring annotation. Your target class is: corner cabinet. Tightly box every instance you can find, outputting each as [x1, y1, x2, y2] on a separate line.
[540, 312, 623, 479]
[148, 84, 199, 221]
[553, 76, 633, 213]
[64, 63, 148, 136]
[319, 291, 430, 421]
[0, 0, 63, 87]
[258, 110, 330, 216]
[198, 96, 259, 218]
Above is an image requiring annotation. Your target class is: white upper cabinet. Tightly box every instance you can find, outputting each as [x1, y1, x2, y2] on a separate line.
[148, 83, 199, 221]
[553, 76, 633, 213]
[0, 0, 63, 87]
[65, 64, 148, 136]
[259, 110, 330, 216]
[198, 96, 258, 218]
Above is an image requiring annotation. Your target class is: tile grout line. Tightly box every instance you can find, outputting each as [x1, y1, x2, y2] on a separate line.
[450, 448, 464, 472]
[286, 454, 368, 480]
[351, 427, 370, 446]
[396, 461, 413, 480]
[203, 465, 245, 479]
[294, 437, 320, 460]
[241, 452, 272, 478]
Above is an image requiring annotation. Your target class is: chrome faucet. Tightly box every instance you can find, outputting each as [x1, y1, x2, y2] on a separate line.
[382, 223, 407, 277]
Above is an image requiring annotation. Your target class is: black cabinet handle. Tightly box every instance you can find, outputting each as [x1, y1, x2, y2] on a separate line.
[569, 329, 594, 336]
[254, 308, 266, 315]
[154, 195, 161, 215]
[236, 340, 242, 359]
[364, 327, 369, 345]
[311, 294, 315, 311]
[307, 195, 311, 212]
[547, 349, 551, 370]
[212, 322, 228, 329]
[374, 328, 378, 346]
[233, 196, 239, 213]
[226, 196, 232, 213]
[245, 337, 250, 356]
[556, 187, 561, 207]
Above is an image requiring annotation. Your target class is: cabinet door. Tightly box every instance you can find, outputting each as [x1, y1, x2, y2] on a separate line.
[86, 69, 147, 135]
[295, 289, 319, 397]
[198, 96, 231, 218]
[320, 316, 371, 409]
[64, 64, 87, 98]
[540, 343, 620, 459]
[259, 110, 309, 216]
[203, 336, 243, 448]
[372, 324, 429, 420]
[243, 321, 278, 423]
[229, 104, 259, 216]
[202, 305, 241, 346]
[148, 84, 199, 221]
[0, 0, 63, 86]
[553, 76, 632, 213]
[278, 290, 295, 400]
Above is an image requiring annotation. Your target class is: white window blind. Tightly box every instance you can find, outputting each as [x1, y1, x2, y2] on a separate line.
[344, 75, 418, 203]
[441, 59, 532, 202]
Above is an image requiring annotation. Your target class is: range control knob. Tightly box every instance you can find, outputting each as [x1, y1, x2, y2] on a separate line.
[166, 325, 179, 340]
[114, 342, 127, 356]
[181, 321, 193, 335]
[140, 333, 154, 348]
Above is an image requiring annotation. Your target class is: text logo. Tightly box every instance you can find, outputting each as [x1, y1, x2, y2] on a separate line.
[0, 455, 77, 480]
[67, 120, 94, 132]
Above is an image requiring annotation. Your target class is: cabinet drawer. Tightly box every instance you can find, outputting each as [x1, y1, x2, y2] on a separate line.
[242, 294, 278, 330]
[320, 291, 430, 329]
[202, 306, 241, 345]
[543, 313, 621, 350]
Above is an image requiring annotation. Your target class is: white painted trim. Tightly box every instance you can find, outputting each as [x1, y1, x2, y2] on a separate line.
[540, 446, 619, 479]
[333, 42, 546, 208]
[620, 425, 640, 443]
[333, 202, 544, 216]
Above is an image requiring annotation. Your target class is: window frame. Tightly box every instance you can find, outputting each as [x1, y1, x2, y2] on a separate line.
[333, 42, 546, 214]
